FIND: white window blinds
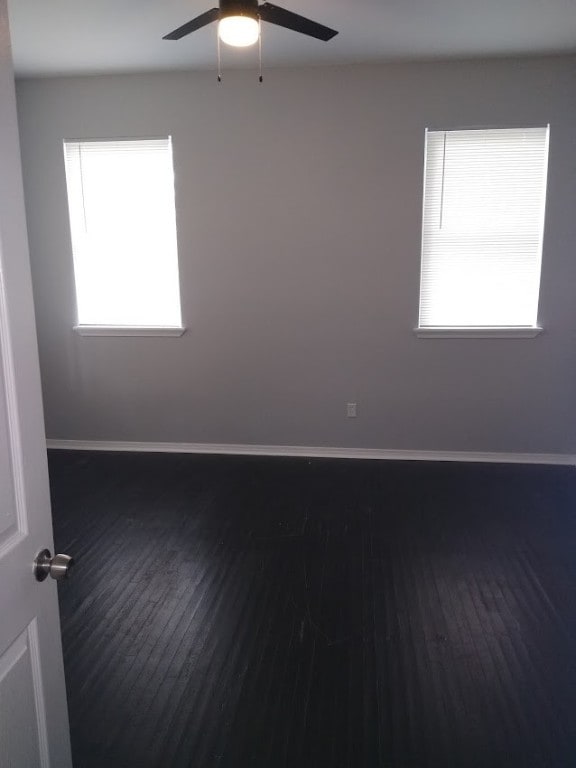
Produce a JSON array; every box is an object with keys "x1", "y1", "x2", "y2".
[
  {"x1": 63, "y1": 138, "x2": 182, "y2": 327},
  {"x1": 419, "y1": 127, "x2": 549, "y2": 329}
]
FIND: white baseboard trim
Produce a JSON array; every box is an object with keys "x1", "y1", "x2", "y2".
[{"x1": 45, "y1": 439, "x2": 576, "y2": 467}]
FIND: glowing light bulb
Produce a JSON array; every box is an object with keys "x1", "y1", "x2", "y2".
[{"x1": 218, "y1": 16, "x2": 259, "y2": 47}]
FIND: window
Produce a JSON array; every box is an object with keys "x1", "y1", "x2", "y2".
[
  {"x1": 418, "y1": 127, "x2": 549, "y2": 336},
  {"x1": 63, "y1": 138, "x2": 183, "y2": 335}
]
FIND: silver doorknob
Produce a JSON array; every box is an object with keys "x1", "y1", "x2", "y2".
[{"x1": 34, "y1": 549, "x2": 74, "y2": 582}]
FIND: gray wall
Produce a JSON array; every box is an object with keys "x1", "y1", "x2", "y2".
[{"x1": 15, "y1": 57, "x2": 576, "y2": 452}]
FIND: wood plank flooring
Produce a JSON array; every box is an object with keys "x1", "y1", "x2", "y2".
[{"x1": 48, "y1": 450, "x2": 576, "y2": 767}]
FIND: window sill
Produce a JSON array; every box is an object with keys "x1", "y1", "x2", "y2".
[
  {"x1": 414, "y1": 326, "x2": 543, "y2": 339},
  {"x1": 74, "y1": 325, "x2": 186, "y2": 337}
]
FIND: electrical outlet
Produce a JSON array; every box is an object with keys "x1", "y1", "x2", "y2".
[{"x1": 346, "y1": 402, "x2": 357, "y2": 418}]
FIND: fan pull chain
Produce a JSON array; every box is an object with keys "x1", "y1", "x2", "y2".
[
  {"x1": 258, "y1": 20, "x2": 263, "y2": 82},
  {"x1": 217, "y1": 28, "x2": 222, "y2": 82}
]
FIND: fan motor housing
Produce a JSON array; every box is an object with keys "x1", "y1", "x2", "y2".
[{"x1": 220, "y1": 0, "x2": 259, "y2": 20}]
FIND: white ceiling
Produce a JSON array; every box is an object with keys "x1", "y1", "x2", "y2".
[{"x1": 8, "y1": 0, "x2": 576, "y2": 77}]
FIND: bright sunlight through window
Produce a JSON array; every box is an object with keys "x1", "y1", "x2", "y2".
[
  {"x1": 63, "y1": 138, "x2": 182, "y2": 329},
  {"x1": 419, "y1": 127, "x2": 549, "y2": 330}
]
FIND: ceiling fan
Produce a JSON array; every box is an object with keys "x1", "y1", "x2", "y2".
[{"x1": 163, "y1": 0, "x2": 338, "y2": 49}]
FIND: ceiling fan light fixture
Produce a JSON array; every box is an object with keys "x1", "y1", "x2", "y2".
[{"x1": 218, "y1": 15, "x2": 259, "y2": 47}]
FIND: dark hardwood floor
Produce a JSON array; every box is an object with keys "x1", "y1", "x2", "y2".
[{"x1": 48, "y1": 450, "x2": 576, "y2": 768}]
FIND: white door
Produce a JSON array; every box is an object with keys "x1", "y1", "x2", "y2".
[{"x1": 0, "y1": 1, "x2": 73, "y2": 765}]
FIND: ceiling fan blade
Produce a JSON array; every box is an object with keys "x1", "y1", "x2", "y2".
[
  {"x1": 163, "y1": 8, "x2": 220, "y2": 40},
  {"x1": 258, "y1": 3, "x2": 338, "y2": 41}
]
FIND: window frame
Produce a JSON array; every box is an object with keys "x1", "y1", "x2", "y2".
[
  {"x1": 415, "y1": 125, "x2": 549, "y2": 339},
  {"x1": 73, "y1": 325, "x2": 186, "y2": 337},
  {"x1": 63, "y1": 136, "x2": 186, "y2": 338}
]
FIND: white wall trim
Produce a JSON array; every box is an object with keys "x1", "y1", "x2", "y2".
[{"x1": 45, "y1": 439, "x2": 576, "y2": 466}]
